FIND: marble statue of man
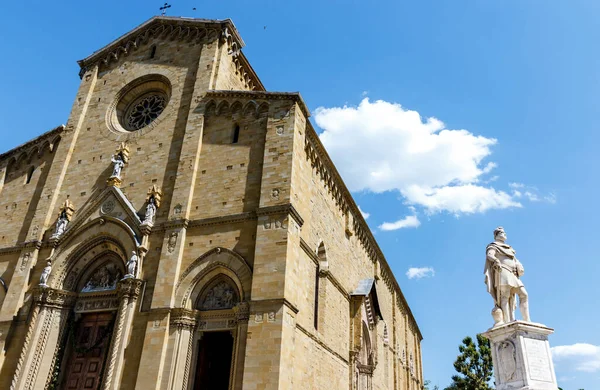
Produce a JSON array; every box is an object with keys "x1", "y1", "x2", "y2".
[
  {"x1": 54, "y1": 210, "x2": 69, "y2": 237},
  {"x1": 40, "y1": 261, "x2": 52, "y2": 287},
  {"x1": 125, "y1": 251, "x2": 138, "y2": 278},
  {"x1": 484, "y1": 227, "x2": 530, "y2": 325},
  {"x1": 144, "y1": 196, "x2": 157, "y2": 224},
  {"x1": 110, "y1": 153, "x2": 125, "y2": 179}
]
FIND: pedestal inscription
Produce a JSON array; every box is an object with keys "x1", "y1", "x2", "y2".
[{"x1": 524, "y1": 338, "x2": 553, "y2": 382}]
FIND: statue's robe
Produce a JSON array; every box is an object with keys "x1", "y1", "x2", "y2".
[{"x1": 484, "y1": 242, "x2": 524, "y2": 307}]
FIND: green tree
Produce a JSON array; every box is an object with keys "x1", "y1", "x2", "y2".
[
  {"x1": 444, "y1": 334, "x2": 493, "y2": 390},
  {"x1": 423, "y1": 379, "x2": 439, "y2": 390}
]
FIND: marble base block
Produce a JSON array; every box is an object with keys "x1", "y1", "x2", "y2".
[{"x1": 482, "y1": 321, "x2": 558, "y2": 390}]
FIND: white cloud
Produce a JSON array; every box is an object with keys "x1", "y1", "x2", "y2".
[
  {"x1": 379, "y1": 215, "x2": 421, "y2": 231},
  {"x1": 510, "y1": 184, "x2": 556, "y2": 204},
  {"x1": 406, "y1": 267, "x2": 435, "y2": 279},
  {"x1": 551, "y1": 343, "x2": 600, "y2": 373},
  {"x1": 358, "y1": 205, "x2": 370, "y2": 220},
  {"x1": 315, "y1": 98, "x2": 521, "y2": 215},
  {"x1": 402, "y1": 184, "x2": 521, "y2": 214},
  {"x1": 545, "y1": 192, "x2": 557, "y2": 204}
]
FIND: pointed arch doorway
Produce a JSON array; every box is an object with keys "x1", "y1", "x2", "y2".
[
  {"x1": 191, "y1": 276, "x2": 240, "y2": 390},
  {"x1": 57, "y1": 256, "x2": 124, "y2": 390}
]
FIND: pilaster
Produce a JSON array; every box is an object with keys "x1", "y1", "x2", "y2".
[
  {"x1": 166, "y1": 308, "x2": 197, "y2": 390},
  {"x1": 134, "y1": 36, "x2": 215, "y2": 390}
]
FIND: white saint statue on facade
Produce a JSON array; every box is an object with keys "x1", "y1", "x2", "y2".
[
  {"x1": 40, "y1": 261, "x2": 52, "y2": 287},
  {"x1": 484, "y1": 227, "x2": 530, "y2": 325},
  {"x1": 124, "y1": 251, "x2": 138, "y2": 278},
  {"x1": 110, "y1": 153, "x2": 125, "y2": 179},
  {"x1": 144, "y1": 196, "x2": 157, "y2": 224},
  {"x1": 54, "y1": 210, "x2": 69, "y2": 237}
]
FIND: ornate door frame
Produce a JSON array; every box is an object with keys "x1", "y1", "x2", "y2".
[
  {"x1": 10, "y1": 278, "x2": 143, "y2": 390},
  {"x1": 168, "y1": 302, "x2": 250, "y2": 390}
]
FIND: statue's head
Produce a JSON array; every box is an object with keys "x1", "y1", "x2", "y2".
[{"x1": 494, "y1": 226, "x2": 507, "y2": 241}]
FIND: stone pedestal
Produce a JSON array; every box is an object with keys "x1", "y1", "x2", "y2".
[{"x1": 482, "y1": 321, "x2": 558, "y2": 390}]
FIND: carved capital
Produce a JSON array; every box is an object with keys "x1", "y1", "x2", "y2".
[
  {"x1": 233, "y1": 301, "x2": 250, "y2": 321},
  {"x1": 170, "y1": 308, "x2": 198, "y2": 330},
  {"x1": 33, "y1": 287, "x2": 77, "y2": 309},
  {"x1": 116, "y1": 278, "x2": 143, "y2": 299}
]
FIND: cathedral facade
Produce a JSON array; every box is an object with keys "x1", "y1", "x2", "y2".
[{"x1": 0, "y1": 16, "x2": 423, "y2": 390}]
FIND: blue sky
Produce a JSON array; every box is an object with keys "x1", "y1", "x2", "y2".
[{"x1": 1, "y1": 1, "x2": 599, "y2": 388}]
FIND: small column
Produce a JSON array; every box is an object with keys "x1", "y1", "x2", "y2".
[
  {"x1": 167, "y1": 309, "x2": 197, "y2": 390},
  {"x1": 102, "y1": 278, "x2": 143, "y2": 390},
  {"x1": 11, "y1": 288, "x2": 77, "y2": 390},
  {"x1": 232, "y1": 302, "x2": 250, "y2": 390},
  {"x1": 482, "y1": 321, "x2": 558, "y2": 390}
]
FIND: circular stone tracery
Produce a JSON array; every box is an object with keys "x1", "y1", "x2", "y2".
[
  {"x1": 106, "y1": 75, "x2": 172, "y2": 134},
  {"x1": 124, "y1": 93, "x2": 167, "y2": 130}
]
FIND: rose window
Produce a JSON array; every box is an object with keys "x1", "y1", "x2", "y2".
[{"x1": 124, "y1": 93, "x2": 167, "y2": 130}]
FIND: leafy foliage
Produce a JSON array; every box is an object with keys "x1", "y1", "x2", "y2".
[
  {"x1": 444, "y1": 334, "x2": 493, "y2": 390},
  {"x1": 423, "y1": 380, "x2": 439, "y2": 390}
]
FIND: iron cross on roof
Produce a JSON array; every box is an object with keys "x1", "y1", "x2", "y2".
[{"x1": 159, "y1": 3, "x2": 171, "y2": 15}]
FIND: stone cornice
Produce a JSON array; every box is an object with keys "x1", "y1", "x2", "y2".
[
  {"x1": 250, "y1": 298, "x2": 299, "y2": 314},
  {"x1": 79, "y1": 17, "x2": 238, "y2": 75},
  {"x1": 188, "y1": 212, "x2": 255, "y2": 229},
  {"x1": 0, "y1": 125, "x2": 64, "y2": 164},
  {"x1": 0, "y1": 245, "x2": 21, "y2": 255},
  {"x1": 256, "y1": 204, "x2": 304, "y2": 227},
  {"x1": 233, "y1": 52, "x2": 265, "y2": 91},
  {"x1": 304, "y1": 122, "x2": 423, "y2": 341},
  {"x1": 76, "y1": 16, "x2": 264, "y2": 91},
  {"x1": 163, "y1": 218, "x2": 190, "y2": 230},
  {"x1": 204, "y1": 90, "x2": 310, "y2": 119}
]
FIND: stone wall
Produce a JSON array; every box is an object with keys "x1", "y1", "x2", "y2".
[{"x1": 0, "y1": 16, "x2": 423, "y2": 390}]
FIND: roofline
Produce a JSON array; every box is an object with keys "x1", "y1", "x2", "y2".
[
  {"x1": 0, "y1": 125, "x2": 65, "y2": 161},
  {"x1": 206, "y1": 90, "x2": 310, "y2": 118},
  {"x1": 77, "y1": 16, "x2": 244, "y2": 71},
  {"x1": 236, "y1": 52, "x2": 266, "y2": 91},
  {"x1": 305, "y1": 121, "x2": 423, "y2": 341}
]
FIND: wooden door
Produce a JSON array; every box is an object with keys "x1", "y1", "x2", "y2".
[{"x1": 63, "y1": 312, "x2": 114, "y2": 390}]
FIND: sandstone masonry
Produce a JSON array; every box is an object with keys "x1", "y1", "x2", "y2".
[{"x1": 0, "y1": 16, "x2": 423, "y2": 390}]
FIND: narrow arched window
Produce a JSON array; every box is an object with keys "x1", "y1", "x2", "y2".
[
  {"x1": 150, "y1": 45, "x2": 157, "y2": 59},
  {"x1": 25, "y1": 166, "x2": 35, "y2": 184},
  {"x1": 315, "y1": 242, "x2": 327, "y2": 330},
  {"x1": 232, "y1": 124, "x2": 240, "y2": 144}
]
